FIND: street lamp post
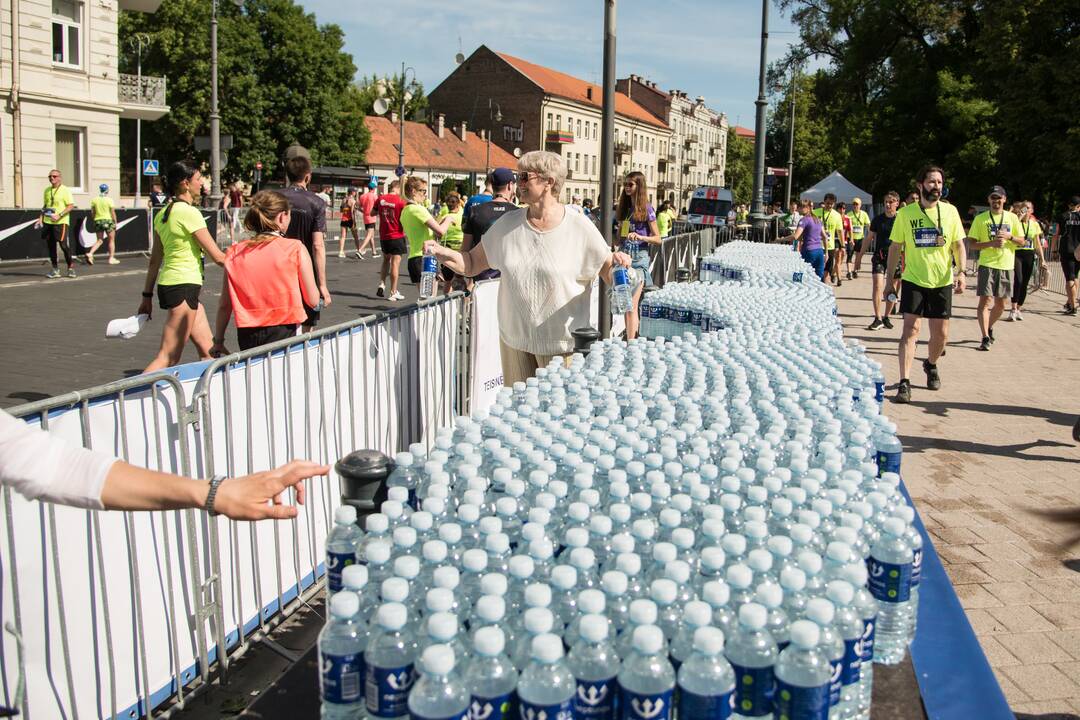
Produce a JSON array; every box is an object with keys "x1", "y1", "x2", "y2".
[
  {"x1": 397, "y1": 63, "x2": 417, "y2": 177},
  {"x1": 598, "y1": 0, "x2": 617, "y2": 338},
  {"x1": 129, "y1": 33, "x2": 149, "y2": 207},
  {"x1": 750, "y1": 0, "x2": 769, "y2": 223},
  {"x1": 486, "y1": 99, "x2": 502, "y2": 176},
  {"x1": 210, "y1": 0, "x2": 222, "y2": 207},
  {"x1": 784, "y1": 69, "x2": 797, "y2": 209}
]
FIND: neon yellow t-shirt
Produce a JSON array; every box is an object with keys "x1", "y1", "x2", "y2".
[
  {"x1": 889, "y1": 201, "x2": 966, "y2": 288},
  {"x1": 657, "y1": 210, "x2": 672, "y2": 238},
  {"x1": 443, "y1": 209, "x2": 464, "y2": 250},
  {"x1": 813, "y1": 208, "x2": 843, "y2": 250},
  {"x1": 401, "y1": 203, "x2": 435, "y2": 258},
  {"x1": 90, "y1": 196, "x2": 114, "y2": 222},
  {"x1": 1015, "y1": 216, "x2": 1042, "y2": 252},
  {"x1": 969, "y1": 210, "x2": 1023, "y2": 270},
  {"x1": 848, "y1": 209, "x2": 870, "y2": 240},
  {"x1": 42, "y1": 184, "x2": 75, "y2": 225},
  {"x1": 154, "y1": 201, "x2": 208, "y2": 287}
]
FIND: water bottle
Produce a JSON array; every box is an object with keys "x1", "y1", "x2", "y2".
[
  {"x1": 840, "y1": 565, "x2": 877, "y2": 718},
  {"x1": 773, "y1": 620, "x2": 831, "y2": 720},
  {"x1": 319, "y1": 591, "x2": 367, "y2": 719},
  {"x1": 677, "y1": 627, "x2": 736, "y2": 719},
  {"x1": 517, "y1": 633, "x2": 576, "y2": 720},
  {"x1": 407, "y1": 644, "x2": 470, "y2": 720},
  {"x1": 618, "y1": 625, "x2": 676, "y2": 720},
  {"x1": 512, "y1": 607, "x2": 556, "y2": 671},
  {"x1": 420, "y1": 251, "x2": 439, "y2": 298},
  {"x1": 388, "y1": 453, "x2": 420, "y2": 510},
  {"x1": 873, "y1": 432, "x2": 901, "y2": 477},
  {"x1": 327, "y1": 506, "x2": 362, "y2": 593},
  {"x1": 867, "y1": 518, "x2": 913, "y2": 665},
  {"x1": 465, "y1": 627, "x2": 518, "y2": 720},
  {"x1": 567, "y1": 614, "x2": 620, "y2": 720},
  {"x1": 724, "y1": 603, "x2": 777, "y2": 720},
  {"x1": 611, "y1": 266, "x2": 634, "y2": 315},
  {"x1": 343, "y1": 565, "x2": 375, "y2": 623},
  {"x1": 892, "y1": 505, "x2": 922, "y2": 645},
  {"x1": 825, "y1": 582, "x2": 864, "y2": 719},
  {"x1": 365, "y1": 602, "x2": 418, "y2": 720},
  {"x1": 803, "y1": 598, "x2": 844, "y2": 716}
]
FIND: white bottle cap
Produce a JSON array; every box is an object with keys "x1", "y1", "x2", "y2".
[
  {"x1": 394, "y1": 555, "x2": 420, "y2": 579},
  {"x1": 427, "y1": 612, "x2": 458, "y2": 641},
  {"x1": 579, "y1": 614, "x2": 610, "y2": 643},
  {"x1": 479, "y1": 517, "x2": 504, "y2": 536},
  {"x1": 366, "y1": 541, "x2": 392, "y2": 565},
  {"x1": 549, "y1": 565, "x2": 578, "y2": 591},
  {"x1": 748, "y1": 549, "x2": 774, "y2": 573},
  {"x1": 664, "y1": 560, "x2": 691, "y2": 584},
  {"x1": 438, "y1": 523, "x2": 462, "y2": 545},
  {"x1": 779, "y1": 567, "x2": 807, "y2": 592},
  {"x1": 387, "y1": 486, "x2": 410, "y2": 504},
  {"x1": 744, "y1": 520, "x2": 769, "y2": 541},
  {"x1": 463, "y1": 549, "x2": 488, "y2": 572},
  {"x1": 474, "y1": 626, "x2": 505, "y2": 656},
  {"x1": 570, "y1": 548, "x2": 596, "y2": 571},
  {"x1": 683, "y1": 600, "x2": 712, "y2": 628},
  {"x1": 615, "y1": 553, "x2": 642, "y2": 576},
  {"x1": 701, "y1": 547, "x2": 726, "y2": 571},
  {"x1": 650, "y1": 579, "x2": 678, "y2": 606},
  {"x1": 421, "y1": 644, "x2": 456, "y2": 675},
  {"x1": 826, "y1": 542, "x2": 853, "y2": 564},
  {"x1": 670, "y1": 528, "x2": 695, "y2": 550},
  {"x1": 381, "y1": 500, "x2": 404, "y2": 520},
  {"x1": 479, "y1": 572, "x2": 508, "y2": 597},
  {"x1": 721, "y1": 534, "x2": 747, "y2": 556},
  {"x1": 632, "y1": 519, "x2": 656, "y2": 540},
  {"x1": 726, "y1": 564, "x2": 753, "y2": 590},
  {"x1": 789, "y1": 524, "x2": 813, "y2": 545},
  {"x1": 589, "y1": 514, "x2": 613, "y2": 535},
  {"x1": 529, "y1": 539, "x2": 555, "y2": 561},
  {"x1": 410, "y1": 511, "x2": 434, "y2": 532},
  {"x1": 767, "y1": 535, "x2": 793, "y2": 557},
  {"x1": 531, "y1": 633, "x2": 564, "y2": 664},
  {"x1": 377, "y1": 602, "x2": 407, "y2": 630},
  {"x1": 334, "y1": 506, "x2": 357, "y2": 525},
  {"x1": 524, "y1": 607, "x2": 555, "y2": 634},
  {"x1": 457, "y1": 504, "x2": 480, "y2": 524},
  {"x1": 883, "y1": 517, "x2": 907, "y2": 538},
  {"x1": 426, "y1": 588, "x2": 454, "y2": 613},
  {"x1": 629, "y1": 599, "x2": 658, "y2": 625},
  {"x1": 826, "y1": 581, "x2": 855, "y2": 606},
  {"x1": 486, "y1": 533, "x2": 511, "y2": 555},
  {"x1": 578, "y1": 589, "x2": 605, "y2": 615},
  {"x1": 652, "y1": 542, "x2": 678, "y2": 564},
  {"x1": 381, "y1": 577, "x2": 409, "y2": 603},
  {"x1": 496, "y1": 497, "x2": 519, "y2": 518},
  {"x1": 703, "y1": 580, "x2": 730, "y2": 607},
  {"x1": 632, "y1": 625, "x2": 665, "y2": 655},
  {"x1": 805, "y1": 598, "x2": 836, "y2": 625},
  {"x1": 330, "y1": 591, "x2": 360, "y2": 619},
  {"x1": 755, "y1": 584, "x2": 783, "y2": 609},
  {"x1": 433, "y1": 566, "x2": 460, "y2": 590},
  {"x1": 528, "y1": 508, "x2": 552, "y2": 526},
  {"x1": 422, "y1": 540, "x2": 448, "y2": 563},
  {"x1": 693, "y1": 626, "x2": 725, "y2": 656},
  {"x1": 342, "y1": 565, "x2": 367, "y2": 591},
  {"x1": 789, "y1": 619, "x2": 821, "y2": 649},
  {"x1": 568, "y1": 502, "x2": 590, "y2": 522},
  {"x1": 840, "y1": 563, "x2": 869, "y2": 588},
  {"x1": 738, "y1": 602, "x2": 768, "y2": 630},
  {"x1": 366, "y1": 513, "x2": 389, "y2": 533},
  {"x1": 393, "y1": 527, "x2": 417, "y2": 548},
  {"x1": 524, "y1": 583, "x2": 552, "y2": 608},
  {"x1": 476, "y1": 595, "x2": 506, "y2": 623},
  {"x1": 601, "y1": 571, "x2": 628, "y2": 595}
]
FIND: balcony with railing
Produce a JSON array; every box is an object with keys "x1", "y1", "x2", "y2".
[
  {"x1": 658, "y1": 180, "x2": 675, "y2": 191},
  {"x1": 684, "y1": 133, "x2": 700, "y2": 145},
  {"x1": 545, "y1": 128, "x2": 575, "y2": 144},
  {"x1": 118, "y1": 73, "x2": 170, "y2": 121},
  {"x1": 684, "y1": 156, "x2": 698, "y2": 168},
  {"x1": 614, "y1": 141, "x2": 632, "y2": 155}
]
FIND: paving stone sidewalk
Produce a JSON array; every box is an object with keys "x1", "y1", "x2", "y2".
[{"x1": 833, "y1": 269, "x2": 1080, "y2": 718}]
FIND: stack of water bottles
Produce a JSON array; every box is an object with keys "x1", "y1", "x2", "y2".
[
  {"x1": 699, "y1": 241, "x2": 816, "y2": 284},
  {"x1": 318, "y1": 244, "x2": 919, "y2": 720}
]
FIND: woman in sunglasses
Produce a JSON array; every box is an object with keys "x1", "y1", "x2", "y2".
[{"x1": 423, "y1": 151, "x2": 631, "y2": 385}]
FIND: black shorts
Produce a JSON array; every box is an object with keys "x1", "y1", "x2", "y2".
[
  {"x1": 872, "y1": 251, "x2": 888, "y2": 275},
  {"x1": 845, "y1": 241, "x2": 855, "y2": 256},
  {"x1": 1062, "y1": 254, "x2": 1080, "y2": 282},
  {"x1": 365, "y1": 222, "x2": 377, "y2": 231},
  {"x1": 441, "y1": 265, "x2": 457, "y2": 283},
  {"x1": 381, "y1": 237, "x2": 407, "y2": 256},
  {"x1": 340, "y1": 219, "x2": 354, "y2": 229},
  {"x1": 157, "y1": 283, "x2": 201, "y2": 310},
  {"x1": 899, "y1": 279, "x2": 952, "y2": 319},
  {"x1": 407, "y1": 256, "x2": 423, "y2": 284},
  {"x1": 304, "y1": 303, "x2": 320, "y2": 327},
  {"x1": 236, "y1": 323, "x2": 298, "y2": 351}
]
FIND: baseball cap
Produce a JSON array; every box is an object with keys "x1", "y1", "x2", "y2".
[
  {"x1": 99, "y1": 183, "x2": 109, "y2": 193},
  {"x1": 283, "y1": 143, "x2": 311, "y2": 163},
  {"x1": 368, "y1": 178, "x2": 378, "y2": 188},
  {"x1": 1069, "y1": 195, "x2": 1080, "y2": 206},
  {"x1": 489, "y1": 168, "x2": 515, "y2": 188},
  {"x1": 988, "y1": 185, "x2": 1007, "y2": 198}
]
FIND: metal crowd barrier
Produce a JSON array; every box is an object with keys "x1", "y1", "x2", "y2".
[
  {"x1": 650, "y1": 227, "x2": 717, "y2": 287},
  {"x1": 2, "y1": 292, "x2": 468, "y2": 719}
]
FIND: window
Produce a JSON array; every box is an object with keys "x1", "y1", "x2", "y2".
[
  {"x1": 556, "y1": 114, "x2": 561, "y2": 130},
  {"x1": 594, "y1": 122, "x2": 598, "y2": 140},
  {"x1": 576, "y1": 119, "x2": 582, "y2": 137},
  {"x1": 575, "y1": 153, "x2": 581, "y2": 172},
  {"x1": 55, "y1": 126, "x2": 85, "y2": 190},
  {"x1": 591, "y1": 155, "x2": 596, "y2": 176},
  {"x1": 547, "y1": 113, "x2": 553, "y2": 131},
  {"x1": 52, "y1": 0, "x2": 82, "y2": 68}
]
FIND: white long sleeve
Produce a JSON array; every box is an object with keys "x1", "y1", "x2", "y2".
[{"x1": 0, "y1": 408, "x2": 114, "y2": 510}]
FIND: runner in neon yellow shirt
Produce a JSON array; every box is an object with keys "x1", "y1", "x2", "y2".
[
  {"x1": 812, "y1": 193, "x2": 844, "y2": 286},
  {"x1": 847, "y1": 197, "x2": 870, "y2": 278},
  {"x1": 966, "y1": 185, "x2": 1024, "y2": 351},
  {"x1": 87, "y1": 183, "x2": 119, "y2": 265}
]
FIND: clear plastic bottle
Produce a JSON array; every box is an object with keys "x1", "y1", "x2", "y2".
[
  {"x1": 420, "y1": 251, "x2": 439, "y2": 299},
  {"x1": 840, "y1": 564, "x2": 878, "y2": 719},
  {"x1": 512, "y1": 607, "x2": 556, "y2": 671},
  {"x1": 407, "y1": 644, "x2": 470, "y2": 720},
  {"x1": 825, "y1": 581, "x2": 864, "y2": 720},
  {"x1": 319, "y1": 591, "x2": 367, "y2": 719},
  {"x1": 326, "y1": 506, "x2": 362, "y2": 593},
  {"x1": 892, "y1": 505, "x2": 923, "y2": 645},
  {"x1": 724, "y1": 603, "x2": 777, "y2": 720},
  {"x1": 387, "y1": 453, "x2": 419, "y2": 510},
  {"x1": 364, "y1": 602, "x2": 417, "y2": 720},
  {"x1": 677, "y1": 627, "x2": 736, "y2": 719},
  {"x1": 464, "y1": 627, "x2": 518, "y2": 720},
  {"x1": 517, "y1": 633, "x2": 576, "y2": 720},
  {"x1": 669, "y1": 600, "x2": 713, "y2": 672},
  {"x1": 773, "y1": 620, "x2": 832, "y2": 720},
  {"x1": 867, "y1": 518, "x2": 913, "y2": 665},
  {"x1": 803, "y1": 598, "x2": 844, "y2": 717},
  {"x1": 618, "y1": 625, "x2": 676, "y2": 720},
  {"x1": 567, "y1": 614, "x2": 620, "y2": 720},
  {"x1": 617, "y1": 599, "x2": 658, "y2": 659}
]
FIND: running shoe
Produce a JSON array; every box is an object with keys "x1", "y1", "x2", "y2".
[
  {"x1": 46, "y1": 268, "x2": 61, "y2": 279},
  {"x1": 978, "y1": 337, "x2": 991, "y2": 351},
  {"x1": 852, "y1": 270, "x2": 859, "y2": 279},
  {"x1": 894, "y1": 379, "x2": 911, "y2": 404},
  {"x1": 1006, "y1": 309, "x2": 1016, "y2": 321},
  {"x1": 846, "y1": 271, "x2": 852, "y2": 280},
  {"x1": 389, "y1": 291, "x2": 405, "y2": 301},
  {"x1": 353, "y1": 250, "x2": 363, "y2": 259},
  {"x1": 1067, "y1": 306, "x2": 1077, "y2": 316},
  {"x1": 108, "y1": 257, "x2": 120, "y2": 265},
  {"x1": 85, "y1": 255, "x2": 95, "y2": 265},
  {"x1": 923, "y1": 359, "x2": 941, "y2": 391},
  {"x1": 882, "y1": 317, "x2": 894, "y2": 330},
  {"x1": 868, "y1": 318, "x2": 883, "y2": 331},
  {"x1": 66, "y1": 268, "x2": 76, "y2": 278},
  {"x1": 376, "y1": 282, "x2": 385, "y2": 297},
  {"x1": 1015, "y1": 309, "x2": 1023, "y2": 321}
]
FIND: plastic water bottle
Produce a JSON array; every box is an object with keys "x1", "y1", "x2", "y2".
[
  {"x1": 867, "y1": 518, "x2": 913, "y2": 665},
  {"x1": 319, "y1": 591, "x2": 367, "y2": 719},
  {"x1": 773, "y1": 620, "x2": 831, "y2": 720},
  {"x1": 892, "y1": 505, "x2": 922, "y2": 645},
  {"x1": 724, "y1": 603, "x2": 777, "y2": 720},
  {"x1": 407, "y1": 644, "x2": 470, "y2": 720},
  {"x1": 803, "y1": 598, "x2": 844, "y2": 716},
  {"x1": 825, "y1": 581, "x2": 864, "y2": 719},
  {"x1": 465, "y1": 627, "x2": 518, "y2": 720},
  {"x1": 618, "y1": 625, "x2": 676, "y2": 720},
  {"x1": 342, "y1": 565, "x2": 375, "y2": 623},
  {"x1": 326, "y1": 506, "x2": 361, "y2": 593},
  {"x1": 840, "y1": 565, "x2": 877, "y2": 718},
  {"x1": 567, "y1": 614, "x2": 620, "y2": 720},
  {"x1": 517, "y1": 633, "x2": 576, "y2": 720},
  {"x1": 873, "y1": 433, "x2": 901, "y2": 477},
  {"x1": 612, "y1": 266, "x2": 634, "y2": 315},
  {"x1": 388, "y1": 453, "x2": 420, "y2": 510},
  {"x1": 420, "y1": 251, "x2": 438, "y2": 298},
  {"x1": 677, "y1": 627, "x2": 736, "y2": 719},
  {"x1": 365, "y1": 603, "x2": 418, "y2": 720},
  {"x1": 669, "y1": 600, "x2": 713, "y2": 672}
]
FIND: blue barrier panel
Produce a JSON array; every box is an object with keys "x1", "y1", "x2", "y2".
[{"x1": 901, "y1": 483, "x2": 1013, "y2": 720}]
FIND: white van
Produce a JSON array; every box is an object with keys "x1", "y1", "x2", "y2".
[{"x1": 686, "y1": 186, "x2": 734, "y2": 227}]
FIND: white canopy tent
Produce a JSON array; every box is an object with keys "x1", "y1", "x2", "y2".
[{"x1": 800, "y1": 171, "x2": 873, "y2": 207}]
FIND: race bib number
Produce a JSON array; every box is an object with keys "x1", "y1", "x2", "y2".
[{"x1": 913, "y1": 227, "x2": 942, "y2": 248}]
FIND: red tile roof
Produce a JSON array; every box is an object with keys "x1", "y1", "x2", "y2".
[
  {"x1": 734, "y1": 125, "x2": 756, "y2": 140},
  {"x1": 364, "y1": 116, "x2": 518, "y2": 171},
  {"x1": 495, "y1": 51, "x2": 669, "y2": 130}
]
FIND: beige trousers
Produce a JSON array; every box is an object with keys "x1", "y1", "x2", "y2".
[{"x1": 499, "y1": 339, "x2": 569, "y2": 387}]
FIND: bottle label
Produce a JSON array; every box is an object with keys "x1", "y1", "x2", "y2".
[
  {"x1": 860, "y1": 618, "x2": 876, "y2": 664},
  {"x1": 518, "y1": 697, "x2": 573, "y2": 720},
  {"x1": 774, "y1": 679, "x2": 829, "y2": 720},
  {"x1": 828, "y1": 658, "x2": 842, "y2": 706},
  {"x1": 422, "y1": 255, "x2": 438, "y2": 273},
  {"x1": 729, "y1": 663, "x2": 774, "y2": 716},
  {"x1": 677, "y1": 687, "x2": 734, "y2": 719},
  {"x1": 614, "y1": 268, "x2": 630, "y2": 286},
  {"x1": 874, "y1": 381, "x2": 885, "y2": 403},
  {"x1": 365, "y1": 663, "x2": 415, "y2": 717},
  {"x1": 575, "y1": 677, "x2": 617, "y2": 719},
  {"x1": 867, "y1": 558, "x2": 913, "y2": 603},
  {"x1": 469, "y1": 692, "x2": 516, "y2": 720},
  {"x1": 619, "y1": 686, "x2": 673, "y2": 720},
  {"x1": 325, "y1": 550, "x2": 356, "y2": 592},
  {"x1": 875, "y1": 449, "x2": 901, "y2": 476},
  {"x1": 841, "y1": 637, "x2": 862, "y2": 686},
  {"x1": 912, "y1": 547, "x2": 923, "y2": 587},
  {"x1": 792, "y1": 271, "x2": 804, "y2": 282},
  {"x1": 320, "y1": 651, "x2": 363, "y2": 704}
]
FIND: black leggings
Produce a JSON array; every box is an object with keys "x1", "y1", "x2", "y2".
[
  {"x1": 43, "y1": 223, "x2": 73, "y2": 268},
  {"x1": 1012, "y1": 251, "x2": 1035, "y2": 306}
]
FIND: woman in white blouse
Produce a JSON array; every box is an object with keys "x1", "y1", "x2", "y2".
[{"x1": 424, "y1": 151, "x2": 631, "y2": 386}]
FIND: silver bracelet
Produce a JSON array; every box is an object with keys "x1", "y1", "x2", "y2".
[{"x1": 205, "y1": 474, "x2": 227, "y2": 516}]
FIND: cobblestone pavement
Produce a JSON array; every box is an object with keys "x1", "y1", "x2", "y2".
[{"x1": 832, "y1": 266, "x2": 1080, "y2": 718}]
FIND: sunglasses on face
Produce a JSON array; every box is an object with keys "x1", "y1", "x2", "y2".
[
  {"x1": 517, "y1": 172, "x2": 534, "y2": 184},
  {"x1": 48, "y1": 174, "x2": 59, "y2": 179}
]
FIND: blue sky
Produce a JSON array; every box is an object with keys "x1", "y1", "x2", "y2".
[{"x1": 297, "y1": 0, "x2": 806, "y2": 129}]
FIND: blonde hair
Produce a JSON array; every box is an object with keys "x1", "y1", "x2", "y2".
[
  {"x1": 404, "y1": 175, "x2": 427, "y2": 200},
  {"x1": 243, "y1": 190, "x2": 290, "y2": 243},
  {"x1": 517, "y1": 150, "x2": 567, "y2": 197}
]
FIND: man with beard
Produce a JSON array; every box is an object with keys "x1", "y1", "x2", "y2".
[
  {"x1": 967, "y1": 186, "x2": 1023, "y2": 350},
  {"x1": 885, "y1": 165, "x2": 967, "y2": 403}
]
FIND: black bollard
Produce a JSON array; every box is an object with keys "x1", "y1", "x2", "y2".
[
  {"x1": 571, "y1": 326, "x2": 601, "y2": 355},
  {"x1": 335, "y1": 449, "x2": 393, "y2": 521},
  {"x1": 676, "y1": 267, "x2": 692, "y2": 283}
]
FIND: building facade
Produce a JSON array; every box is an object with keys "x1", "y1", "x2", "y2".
[
  {"x1": 616, "y1": 75, "x2": 728, "y2": 210},
  {"x1": 0, "y1": 0, "x2": 169, "y2": 209},
  {"x1": 429, "y1": 46, "x2": 672, "y2": 206}
]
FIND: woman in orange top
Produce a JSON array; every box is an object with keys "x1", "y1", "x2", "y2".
[{"x1": 210, "y1": 190, "x2": 320, "y2": 354}]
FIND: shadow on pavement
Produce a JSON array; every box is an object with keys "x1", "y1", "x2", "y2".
[
  {"x1": 899, "y1": 433, "x2": 1079, "y2": 464},
  {"x1": 1015, "y1": 714, "x2": 1080, "y2": 720},
  {"x1": 908, "y1": 400, "x2": 1079, "y2": 428},
  {"x1": 4, "y1": 390, "x2": 50, "y2": 404}
]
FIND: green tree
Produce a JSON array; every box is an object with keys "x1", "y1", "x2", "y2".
[
  {"x1": 118, "y1": 0, "x2": 369, "y2": 188},
  {"x1": 725, "y1": 127, "x2": 755, "y2": 205},
  {"x1": 355, "y1": 73, "x2": 429, "y2": 121}
]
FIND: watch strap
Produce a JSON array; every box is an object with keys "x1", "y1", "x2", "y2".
[{"x1": 205, "y1": 474, "x2": 227, "y2": 516}]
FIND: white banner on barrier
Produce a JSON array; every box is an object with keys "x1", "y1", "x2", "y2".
[{"x1": 469, "y1": 280, "x2": 504, "y2": 415}]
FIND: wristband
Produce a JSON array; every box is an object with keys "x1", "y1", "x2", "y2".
[
  {"x1": 142, "y1": 291, "x2": 153, "y2": 298},
  {"x1": 204, "y1": 474, "x2": 227, "y2": 516}
]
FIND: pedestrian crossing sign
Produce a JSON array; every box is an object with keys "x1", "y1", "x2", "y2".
[{"x1": 142, "y1": 159, "x2": 159, "y2": 176}]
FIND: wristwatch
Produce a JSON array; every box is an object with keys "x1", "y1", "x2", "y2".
[{"x1": 205, "y1": 474, "x2": 227, "y2": 516}]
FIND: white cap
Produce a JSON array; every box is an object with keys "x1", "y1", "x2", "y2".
[
  {"x1": 394, "y1": 555, "x2": 420, "y2": 579},
  {"x1": 427, "y1": 612, "x2": 458, "y2": 641},
  {"x1": 601, "y1": 571, "x2": 628, "y2": 595},
  {"x1": 496, "y1": 497, "x2": 519, "y2": 518},
  {"x1": 611, "y1": 533, "x2": 635, "y2": 555},
  {"x1": 703, "y1": 581, "x2": 730, "y2": 607},
  {"x1": 568, "y1": 502, "x2": 590, "y2": 522},
  {"x1": 381, "y1": 500, "x2": 404, "y2": 520},
  {"x1": 330, "y1": 591, "x2": 360, "y2": 619},
  {"x1": 826, "y1": 542, "x2": 853, "y2": 565},
  {"x1": 779, "y1": 567, "x2": 807, "y2": 592},
  {"x1": 479, "y1": 516, "x2": 503, "y2": 536},
  {"x1": 475, "y1": 595, "x2": 505, "y2": 623},
  {"x1": 393, "y1": 526, "x2": 417, "y2": 548},
  {"x1": 632, "y1": 519, "x2": 656, "y2": 540},
  {"x1": 798, "y1": 551, "x2": 823, "y2": 575},
  {"x1": 882, "y1": 517, "x2": 907, "y2": 538},
  {"x1": 569, "y1": 548, "x2": 596, "y2": 571},
  {"x1": 411, "y1": 511, "x2": 434, "y2": 531},
  {"x1": 580, "y1": 615, "x2": 610, "y2": 643},
  {"x1": 564, "y1": 528, "x2": 590, "y2": 550},
  {"x1": 463, "y1": 549, "x2": 488, "y2": 572},
  {"x1": 433, "y1": 566, "x2": 460, "y2": 590},
  {"x1": 473, "y1": 626, "x2": 505, "y2": 656},
  {"x1": 578, "y1": 589, "x2": 605, "y2": 614},
  {"x1": 486, "y1": 533, "x2": 511, "y2": 555},
  {"x1": 616, "y1": 553, "x2": 642, "y2": 575},
  {"x1": 738, "y1": 602, "x2": 768, "y2": 630},
  {"x1": 670, "y1": 528, "x2": 695, "y2": 550},
  {"x1": 366, "y1": 541, "x2": 391, "y2": 565},
  {"x1": 457, "y1": 504, "x2": 480, "y2": 524},
  {"x1": 840, "y1": 563, "x2": 869, "y2": 588},
  {"x1": 683, "y1": 600, "x2": 712, "y2": 628},
  {"x1": 529, "y1": 539, "x2": 555, "y2": 561},
  {"x1": 589, "y1": 514, "x2": 612, "y2": 535},
  {"x1": 744, "y1": 520, "x2": 769, "y2": 541},
  {"x1": 524, "y1": 607, "x2": 555, "y2": 634},
  {"x1": 693, "y1": 626, "x2": 725, "y2": 656},
  {"x1": 652, "y1": 542, "x2": 678, "y2": 565},
  {"x1": 426, "y1": 588, "x2": 454, "y2": 613},
  {"x1": 755, "y1": 584, "x2": 783, "y2": 609},
  {"x1": 342, "y1": 565, "x2": 368, "y2": 591},
  {"x1": 665, "y1": 560, "x2": 691, "y2": 584},
  {"x1": 826, "y1": 581, "x2": 855, "y2": 606},
  {"x1": 789, "y1": 619, "x2": 821, "y2": 649},
  {"x1": 334, "y1": 506, "x2": 357, "y2": 525},
  {"x1": 721, "y1": 534, "x2": 747, "y2": 556},
  {"x1": 789, "y1": 524, "x2": 813, "y2": 545},
  {"x1": 481, "y1": 573, "x2": 509, "y2": 597},
  {"x1": 550, "y1": 565, "x2": 578, "y2": 591},
  {"x1": 701, "y1": 547, "x2": 726, "y2": 571},
  {"x1": 726, "y1": 564, "x2": 753, "y2": 590},
  {"x1": 767, "y1": 535, "x2": 793, "y2": 557},
  {"x1": 805, "y1": 598, "x2": 836, "y2": 625},
  {"x1": 438, "y1": 523, "x2": 462, "y2": 545},
  {"x1": 632, "y1": 625, "x2": 665, "y2": 655},
  {"x1": 531, "y1": 633, "x2": 564, "y2": 663},
  {"x1": 381, "y1": 577, "x2": 409, "y2": 603},
  {"x1": 422, "y1": 497, "x2": 446, "y2": 516},
  {"x1": 422, "y1": 540, "x2": 448, "y2": 563},
  {"x1": 377, "y1": 602, "x2": 408, "y2": 630},
  {"x1": 366, "y1": 513, "x2": 389, "y2": 533},
  {"x1": 650, "y1": 579, "x2": 678, "y2": 606},
  {"x1": 629, "y1": 599, "x2": 658, "y2": 625},
  {"x1": 421, "y1": 644, "x2": 456, "y2": 675},
  {"x1": 528, "y1": 508, "x2": 552, "y2": 526},
  {"x1": 524, "y1": 583, "x2": 552, "y2": 608}
]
